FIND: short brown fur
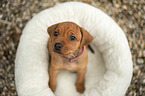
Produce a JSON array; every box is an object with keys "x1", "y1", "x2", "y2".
[{"x1": 47, "y1": 22, "x2": 93, "y2": 93}]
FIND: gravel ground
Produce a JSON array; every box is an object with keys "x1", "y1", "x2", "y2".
[{"x1": 0, "y1": 0, "x2": 144, "y2": 96}]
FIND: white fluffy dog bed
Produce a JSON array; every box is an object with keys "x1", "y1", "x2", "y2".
[{"x1": 15, "y1": 2, "x2": 133, "y2": 96}]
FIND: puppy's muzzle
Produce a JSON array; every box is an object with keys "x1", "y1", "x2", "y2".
[{"x1": 54, "y1": 43, "x2": 63, "y2": 52}]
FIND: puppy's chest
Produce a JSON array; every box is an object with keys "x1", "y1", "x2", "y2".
[{"x1": 59, "y1": 60, "x2": 81, "y2": 71}]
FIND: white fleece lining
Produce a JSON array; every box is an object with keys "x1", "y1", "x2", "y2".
[{"x1": 15, "y1": 2, "x2": 133, "y2": 96}]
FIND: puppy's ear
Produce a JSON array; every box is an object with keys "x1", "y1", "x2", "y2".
[
  {"x1": 47, "y1": 24, "x2": 58, "y2": 36},
  {"x1": 80, "y1": 28, "x2": 93, "y2": 47}
]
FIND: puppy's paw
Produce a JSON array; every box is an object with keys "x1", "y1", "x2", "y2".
[
  {"x1": 50, "y1": 85, "x2": 55, "y2": 92},
  {"x1": 76, "y1": 83, "x2": 85, "y2": 93},
  {"x1": 49, "y1": 82, "x2": 56, "y2": 92}
]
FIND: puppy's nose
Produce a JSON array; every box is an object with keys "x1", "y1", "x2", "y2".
[{"x1": 55, "y1": 43, "x2": 63, "y2": 51}]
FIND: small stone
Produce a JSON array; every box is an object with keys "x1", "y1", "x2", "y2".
[
  {"x1": 19, "y1": 23, "x2": 23, "y2": 28},
  {"x1": 122, "y1": 5, "x2": 127, "y2": 10},
  {"x1": 143, "y1": 79, "x2": 145, "y2": 83},
  {"x1": 114, "y1": 4, "x2": 120, "y2": 8},
  {"x1": 137, "y1": 58, "x2": 144, "y2": 64}
]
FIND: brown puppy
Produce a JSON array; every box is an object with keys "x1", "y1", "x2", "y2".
[{"x1": 47, "y1": 22, "x2": 93, "y2": 93}]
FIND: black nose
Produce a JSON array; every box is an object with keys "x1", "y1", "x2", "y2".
[{"x1": 55, "y1": 43, "x2": 63, "y2": 51}]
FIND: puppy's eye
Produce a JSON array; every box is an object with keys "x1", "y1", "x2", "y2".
[
  {"x1": 54, "y1": 31, "x2": 58, "y2": 36},
  {"x1": 69, "y1": 36, "x2": 76, "y2": 41}
]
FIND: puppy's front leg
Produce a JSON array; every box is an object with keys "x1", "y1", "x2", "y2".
[
  {"x1": 76, "y1": 68, "x2": 86, "y2": 93},
  {"x1": 49, "y1": 65, "x2": 59, "y2": 92}
]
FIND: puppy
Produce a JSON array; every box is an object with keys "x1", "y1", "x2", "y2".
[{"x1": 47, "y1": 22, "x2": 93, "y2": 93}]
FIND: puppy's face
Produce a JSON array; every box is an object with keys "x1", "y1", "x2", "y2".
[{"x1": 47, "y1": 22, "x2": 93, "y2": 56}]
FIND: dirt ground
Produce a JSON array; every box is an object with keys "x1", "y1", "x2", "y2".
[{"x1": 0, "y1": 0, "x2": 144, "y2": 96}]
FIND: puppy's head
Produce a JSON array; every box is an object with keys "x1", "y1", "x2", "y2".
[{"x1": 47, "y1": 22, "x2": 93, "y2": 56}]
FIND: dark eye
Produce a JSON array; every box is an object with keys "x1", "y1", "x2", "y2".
[
  {"x1": 69, "y1": 36, "x2": 76, "y2": 41},
  {"x1": 54, "y1": 31, "x2": 58, "y2": 36}
]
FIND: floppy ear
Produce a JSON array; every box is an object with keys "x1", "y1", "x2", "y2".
[
  {"x1": 47, "y1": 24, "x2": 58, "y2": 36},
  {"x1": 80, "y1": 28, "x2": 93, "y2": 47}
]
